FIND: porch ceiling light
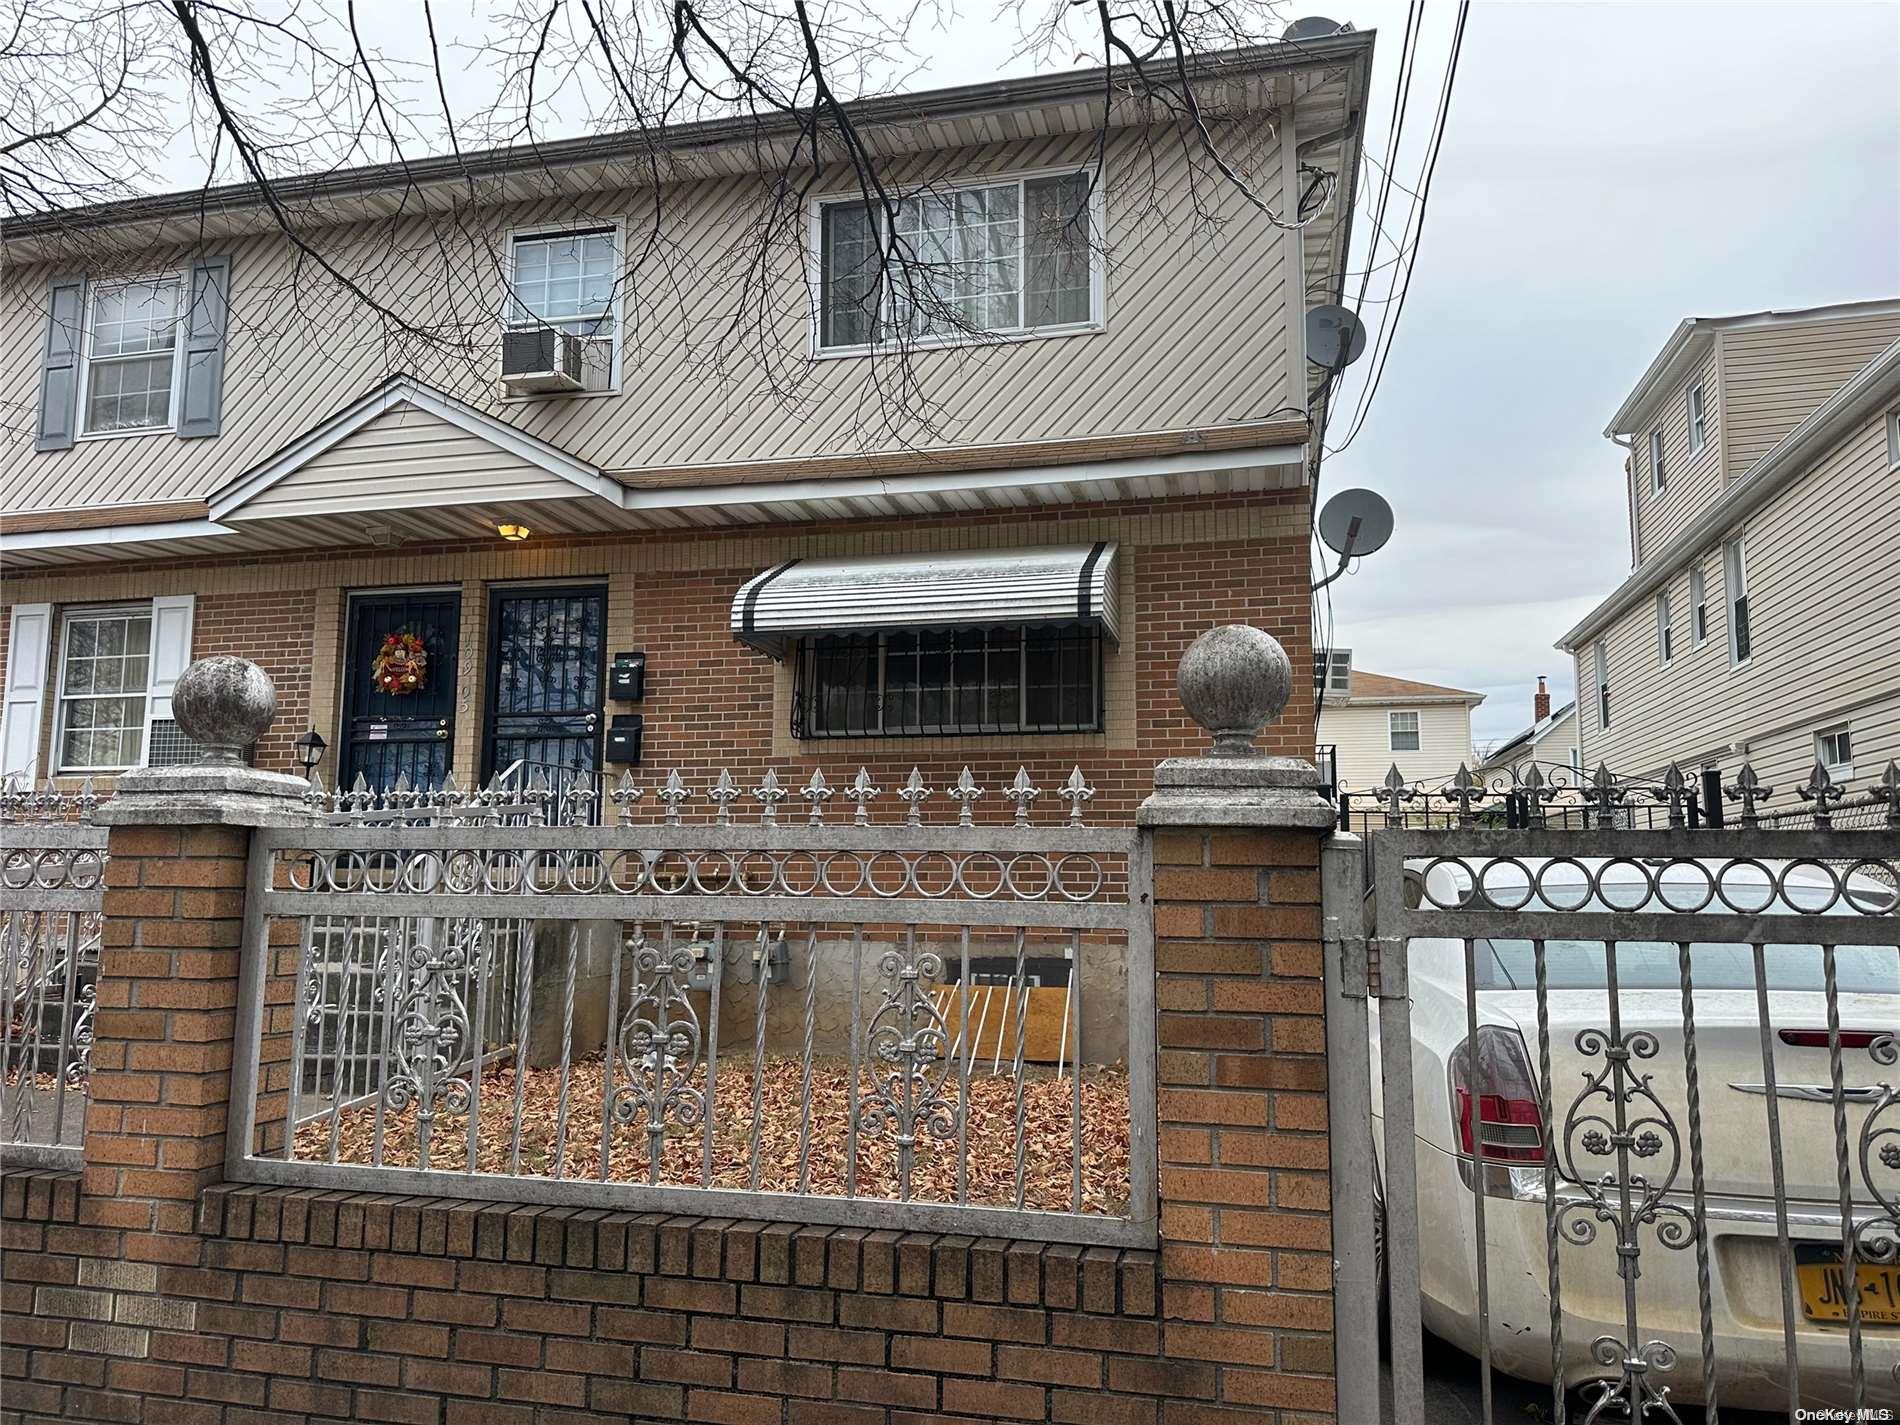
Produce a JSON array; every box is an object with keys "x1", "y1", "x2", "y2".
[{"x1": 497, "y1": 522, "x2": 531, "y2": 542}]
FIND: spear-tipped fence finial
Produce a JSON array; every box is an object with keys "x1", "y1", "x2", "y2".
[
  {"x1": 800, "y1": 769, "x2": 832, "y2": 825},
  {"x1": 1725, "y1": 763, "x2": 1772, "y2": 826},
  {"x1": 845, "y1": 768, "x2": 879, "y2": 826},
  {"x1": 1004, "y1": 767, "x2": 1040, "y2": 826},
  {"x1": 1059, "y1": 767, "x2": 1095, "y2": 826}
]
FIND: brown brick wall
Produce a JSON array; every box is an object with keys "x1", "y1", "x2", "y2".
[
  {"x1": 2, "y1": 492, "x2": 1314, "y2": 819},
  {"x1": 1151, "y1": 827, "x2": 1335, "y2": 1419}
]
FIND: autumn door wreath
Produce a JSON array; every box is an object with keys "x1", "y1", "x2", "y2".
[{"x1": 372, "y1": 631, "x2": 429, "y2": 695}]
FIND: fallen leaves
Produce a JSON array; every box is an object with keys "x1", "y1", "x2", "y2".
[{"x1": 292, "y1": 1053, "x2": 1132, "y2": 1216}]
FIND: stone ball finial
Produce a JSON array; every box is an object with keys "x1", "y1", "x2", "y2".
[
  {"x1": 171, "y1": 656, "x2": 277, "y2": 767},
  {"x1": 1176, "y1": 625, "x2": 1292, "y2": 758}
]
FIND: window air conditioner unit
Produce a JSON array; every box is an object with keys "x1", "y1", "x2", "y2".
[{"x1": 501, "y1": 327, "x2": 584, "y2": 395}]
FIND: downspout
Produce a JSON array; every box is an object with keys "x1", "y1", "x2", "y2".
[{"x1": 1610, "y1": 433, "x2": 1639, "y2": 568}]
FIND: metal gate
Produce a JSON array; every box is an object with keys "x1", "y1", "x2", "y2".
[{"x1": 1324, "y1": 769, "x2": 1899, "y2": 1423}]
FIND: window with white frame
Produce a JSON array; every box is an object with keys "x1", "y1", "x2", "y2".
[
  {"x1": 1595, "y1": 641, "x2": 1610, "y2": 729},
  {"x1": 1723, "y1": 537, "x2": 1751, "y2": 665},
  {"x1": 54, "y1": 606, "x2": 154, "y2": 771},
  {"x1": 1689, "y1": 561, "x2": 1709, "y2": 646},
  {"x1": 1687, "y1": 382, "x2": 1709, "y2": 454},
  {"x1": 1815, "y1": 724, "x2": 1853, "y2": 779},
  {"x1": 506, "y1": 228, "x2": 618, "y2": 390},
  {"x1": 816, "y1": 170, "x2": 1097, "y2": 352},
  {"x1": 1887, "y1": 409, "x2": 1899, "y2": 469},
  {"x1": 1388, "y1": 709, "x2": 1421, "y2": 752},
  {"x1": 1656, "y1": 589, "x2": 1674, "y2": 663},
  {"x1": 81, "y1": 277, "x2": 184, "y2": 435},
  {"x1": 1649, "y1": 428, "x2": 1666, "y2": 492}
]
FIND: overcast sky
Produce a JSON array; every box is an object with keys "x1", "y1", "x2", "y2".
[
  {"x1": 122, "y1": 2, "x2": 1900, "y2": 747},
  {"x1": 1302, "y1": 1, "x2": 1900, "y2": 747}
]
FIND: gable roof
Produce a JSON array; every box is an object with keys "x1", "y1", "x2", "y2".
[
  {"x1": 1478, "y1": 699, "x2": 1577, "y2": 767},
  {"x1": 1604, "y1": 297, "x2": 1900, "y2": 437},
  {"x1": 208, "y1": 375, "x2": 620, "y2": 522},
  {"x1": 1563, "y1": 337, "x2": 1900, "y2": 650},
  {"x1": 1343, "y1": 669, "x2": 1485, "y2": 704}
]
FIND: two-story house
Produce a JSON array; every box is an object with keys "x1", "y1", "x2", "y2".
[
  {"x1": 1313, "y1": 652, "x2": 1485, "y2": 792},
  {"x1": 0, "y1": 37, "x2": 1374, "y2": 821},
  {"x1": 1558, "y1": 298, "x2": 1900, "y2": 790}
]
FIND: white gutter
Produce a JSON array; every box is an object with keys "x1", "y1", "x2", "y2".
[
  {"x1": 0, "y1": 519, "x2": 237, "y2": 554},
  {"x1": 1560, "y1": 337, "x2": 1900, "y2": 652}
]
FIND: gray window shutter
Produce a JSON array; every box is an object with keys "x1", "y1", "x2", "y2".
[
  {"x1": 178, "y1": 256, "x2": 231, "y2": 439},
  {"x1": 34, "y1": 279, "x2": 85, "y2": 452}
]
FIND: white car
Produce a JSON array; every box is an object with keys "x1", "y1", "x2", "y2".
[{"x1": 1370, "y1": 858, "x2": 1900, "y2": 1413}]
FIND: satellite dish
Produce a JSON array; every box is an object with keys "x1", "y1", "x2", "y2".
[
  {"x1": 1318, "y1": 488, "x2": 1394, "y2": 559},
  {"x1": 1307, "y1": 304, "x2": 1368, "y2": 370},
  {"x1": 1282, "y1": 16, "x2": 1346, "y2": 42}
]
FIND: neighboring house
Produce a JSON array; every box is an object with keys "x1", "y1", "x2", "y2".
[
  {"x1": 1315, "y1": 657, "x2": 1485, "y2": 791},
  {"x1": 1559, "y1": 299, "x2": 1900, "y2": 790},
  {"x1": 0, "y1": 38, "x2": 1374, "y2": 821},
  {"x1": 1476, "y1": 675, "x2": 1580, "y2": 784}
]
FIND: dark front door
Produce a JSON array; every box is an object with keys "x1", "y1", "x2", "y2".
[
  {"x1": 481, "y1": 586, "x2": 607, "y2": 801},
  {"x1": 338, "y1": 590, "x2": 462, "y2": 792}
]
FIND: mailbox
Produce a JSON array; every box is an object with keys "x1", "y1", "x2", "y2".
[
  {"x1": 604, "y1": 714, "x2": 644, "y2": 765},
  {"x1": 610, "y1": 651, "x2": 646, "y2": 701}
]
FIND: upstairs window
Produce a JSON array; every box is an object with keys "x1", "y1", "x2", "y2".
[
  {"x1": 1888, "y1": 409, "x2": 1899, "y2": 469},
  {"x1": 1724, "y1": 537, "x2": 1751, "y2": 665},
  {"x1": 55, "y1": 606, "x2": 153, "y2": 771},
  {"x1": 1656, "y1": 590, "x2": 1673, "y2": 664},
  {"x1": 1688, "y1": 382, "x2": 1709, "y2": 454},
  {"x1": 817, "y1": 170, "x2": 1098, "y2": 352},
  {"x1": 1689, "y1": 561, "x2": 1709, "y2": 646},
  {"x1": 81, "y1": 278, "x2": 183, "y2": 435},
  {"x1": 507, "y1": 228, "x2": 618, "y2": 391},
  {"x1": 793, "y1": 623, "x2": 1102, "y2": 738},
  {"x1": 1815, "y1": 724, "x2": 1853, "y2": 780},
  {"x1": 1648, "y1": 428, "x2": 1666, "y2": 493},
  {"x1": 1388, "y1": 710, "x2": 1421, "y2": 752},
  {"x1": 1595, "y1": 641, "x2": 1610, "y2": 729}
]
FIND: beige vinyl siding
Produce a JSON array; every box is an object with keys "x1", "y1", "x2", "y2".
[
  {"x1": 1574, "y1": 409, "x2": 1899, "y2": 783},
  {"x1": 1633, "y1": 346, "x2": 1723, "y2": 561},
  {"x1": 234, "y1": 403, "x2": 586, "y2": 519},
  {"x1": 1319, "y1": 699, "x2": 1476, "y2": 791},
  {"x1": 2, "y1": 122, "x2": 1296, "y2": 513},
  {"x1": 1719, "y1": 311, "x2": 1900, "y2": 478}
]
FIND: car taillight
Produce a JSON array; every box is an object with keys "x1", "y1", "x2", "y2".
[
  {"x1": 1778, "y1": 1028, "x2": 1883, "y2": 1050},
  {"x1": 1450, "y1": 1025, "x2": 1545, "y2": 1164}
]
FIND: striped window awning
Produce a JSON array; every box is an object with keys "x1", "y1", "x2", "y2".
[{"x1": 731, "y1": 542, "x2": 1120, "y2": 658}]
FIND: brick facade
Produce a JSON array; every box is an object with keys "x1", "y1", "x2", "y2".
[
  {"x1": 0, "y1": 493, "x2": 1314, "y2": 821},
  {"x1": 0, "y1": 737, "x2": 1340, "y2": 1425}
]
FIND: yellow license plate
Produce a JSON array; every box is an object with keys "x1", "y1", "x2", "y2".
[{"x1": 1795, "y1": 1245, "x2": 1900, "y2": 1326}]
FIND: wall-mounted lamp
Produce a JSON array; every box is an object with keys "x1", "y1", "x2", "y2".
[
  {"x1": 497, "y1": 523, "x2": 532, "y2": 542},
  {"x1": 294, "y1": 728, "x2": 327, "y2": 776}
]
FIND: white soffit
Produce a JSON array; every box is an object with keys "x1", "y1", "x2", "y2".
[{"x1": 731, "y1": 542, "x2": 1120, "y2": 659}]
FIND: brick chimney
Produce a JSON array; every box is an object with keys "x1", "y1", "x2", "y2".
[{"x1": 1533, "y1": 675, "x2": 1551, "y2": 724}]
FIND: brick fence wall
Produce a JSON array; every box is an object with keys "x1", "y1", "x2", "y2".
[{"x1": 1, "y1": 724, "x2": 1337, "y2": 1424}]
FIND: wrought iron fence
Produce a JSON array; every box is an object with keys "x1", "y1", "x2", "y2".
[
  {"x1": 230, "y1": 764, "x2": 1154, "y2": 1247},
  {"x1": 1325, "y1": 817, "x2": 1900, "y2": 1423},
  {"x1": 1, "y1": 780, "x2": 108, "y2": 1170},
  {"x1": 1338, "y1": 756, "x2": 1900, "y2": 834}
]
